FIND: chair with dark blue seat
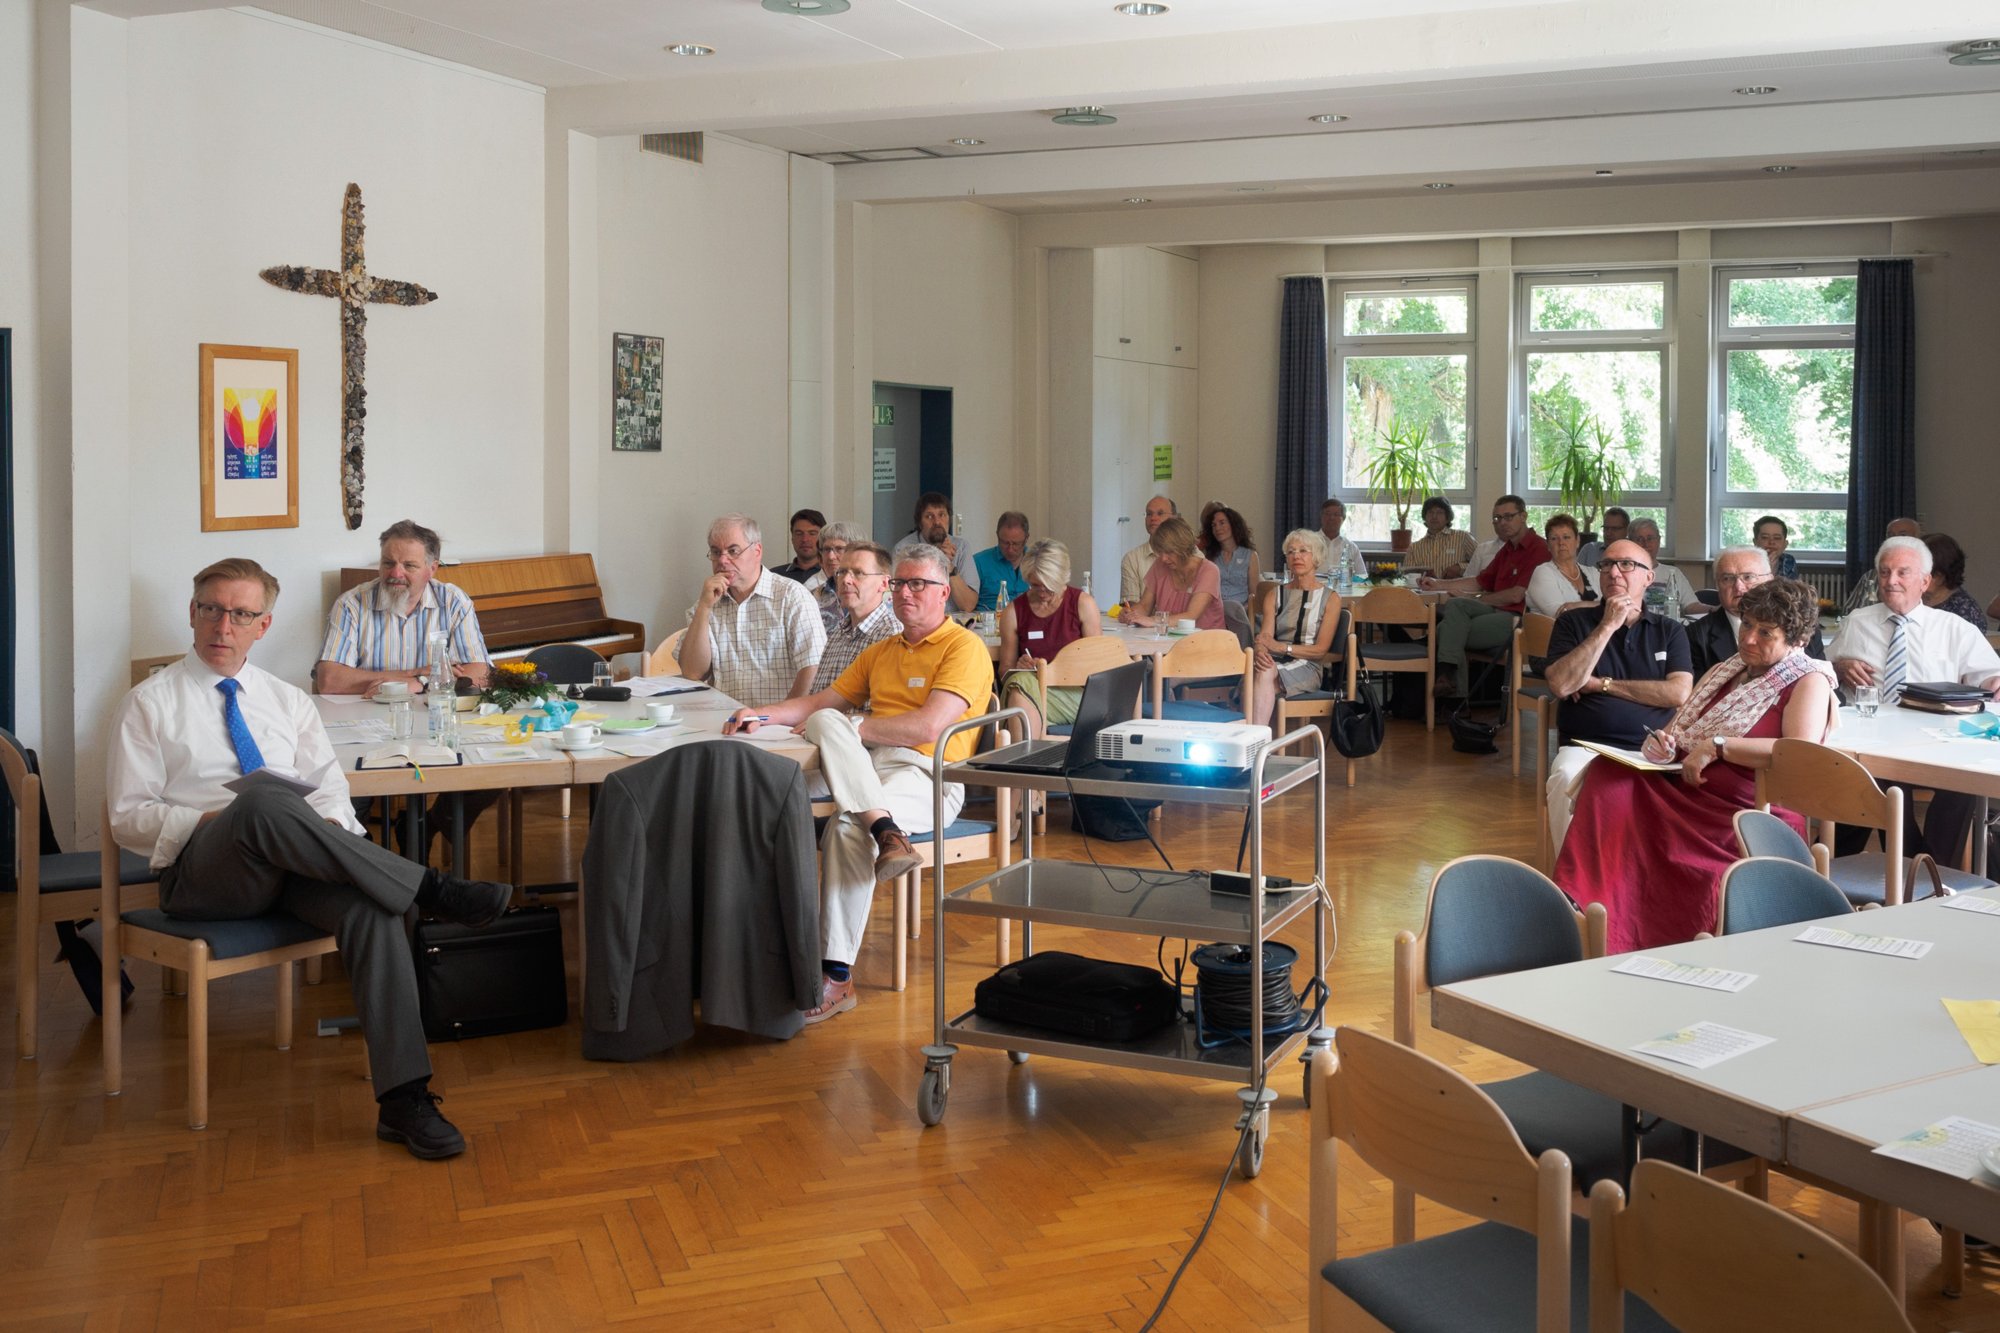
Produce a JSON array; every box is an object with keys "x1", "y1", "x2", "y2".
[
  {"x1": 1308, "y1": 1028, "x2": 1674, "y2": 1333},
  {"x1": 1347, "y1": 586, "x2": 1437, "y2": 732},
  {"x1": 1731, "y1": 807, "x2": 1819, "y2": 868},
  {"x1": 1272, "y1": 607, "x2": 1352, "y2": 754},
  {"x1": 1145, "y1": 629, "x2": 1252, "y2": 724},
  {"x1": 1394, "y1": 855, "x2": 1759, "y2": 1215},
  {"x1": 1716, "y1": 856, "x2": 1854, "y2": 934},
  {"x1": 523, "y1": 641, "x2": 609, "y2": 686},
  {"x1": 3, "y1": 727, "x2": 155, "y2": 1059},
  {"x1": 99, "y1": 806, "x2": 338, "y2": 1129}
]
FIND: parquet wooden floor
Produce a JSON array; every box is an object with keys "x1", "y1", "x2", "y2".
[{"x1": 4, "y1": 724, "x2": 1995, "y2": 1330}]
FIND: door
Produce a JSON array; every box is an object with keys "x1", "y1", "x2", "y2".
[{"x1": 871, "y1": 383, "x2": 952, "y2": 544}]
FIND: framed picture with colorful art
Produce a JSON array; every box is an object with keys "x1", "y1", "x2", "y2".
[{"x1": 199, "y1": 343, "x2": 299, "y2": 531}]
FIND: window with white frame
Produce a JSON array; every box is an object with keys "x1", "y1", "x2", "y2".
[
  {"x1": 1709, "y1": 265, "x2": 1855, "y2": 557},
  {"x1": 1513, "y1": 272, "x2": 1674, "y2": 544},
  {"x1": 1328, "y1": 278, "x2": 1475, "y2": 543}
]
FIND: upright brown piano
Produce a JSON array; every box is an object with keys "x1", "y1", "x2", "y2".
[{"x1": 337, "y1": 553, "x2": 645, "y2": 663}]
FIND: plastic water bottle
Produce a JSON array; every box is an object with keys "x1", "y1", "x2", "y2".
[
  {"x1": 426, "y1": 629, "x2": 456, "y2": 748},
  {"x1": 1081, "y1": 570, "x2": 1093, "y2": 600},
  {"x1": 996, "y1": 579, "x2": 1009, "y2": 614}
]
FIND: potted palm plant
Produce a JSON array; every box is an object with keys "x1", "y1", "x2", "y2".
[
  {"x1": 1361, "y1": 419, "x2": 1444, "y2": 551},
  {"x1": 1547, "y1": 402, "x2": 1627, "y2": 540}
]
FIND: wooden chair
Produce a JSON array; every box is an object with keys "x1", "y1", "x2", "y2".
[
  {"x1": 1759, "y1": 738, "x2": 1907, "y2": 906},
  {"x1": 527, "y1": 640, "x2": 608, "y2": 685},
  {"x1": 3, "y1": 729, "x2": 154, "y2": 1059},
  {"x1": 1511, "y1": 613, "x2": 1558, "y2": 779},
  {"x1": 1346, "y1": 587, "x2": 1437, "y2": 731},
  {"x1": 1273, "y1": 608, "x2": 1352, "y2": 749},
  {"x1": 98, "y1": 806, "x2": 339, "y2": 1129},
  {"x1": 1308, "y1": 1028, "x2": 1586, "y2": 1333},
  {"x1": 1588, "y1": 1161, "x2": 1916, "y2": 1333},
  {"x1": 644, "y1": 628, "x2": 687, "y2": 678},
  {"x1": 1147, "y1": 629, "x2": 1252, "y2": 724},
  {"x1": 1715, "y1": 856, "x2": 1852, "y2": 934}
]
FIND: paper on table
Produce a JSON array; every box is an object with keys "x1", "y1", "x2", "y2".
[
  {"x1": 463, "y1": 744, "x2": 547, "y2": 765},
  {"x1": 1795, "y1": 924, "x2": 1933, "y2": 959},
  {"x1": 1942, "y1": 999, "x2": 2000, "y2": 1064},
  {"x1": 731, "y1": 725, "x2": 803, "y2": 744},
  {"x1": 622, "y1": 675, "x2": 709, "y2": 698},
  {"x1": 604, "y1": 737, "x2": 677, "y2": 758},
  {"x1": 322, "y1": 718, "x2": 393, "y2": 743},
  {"x1": 223, "y1": 768, "x2": 318, "y2": 799},
  {"x1": 1574, "y1": 739, "x2": 1681, "y2": 772},
  {"x1": 1611, "y1": 955, "x2": 1757, "y2": 993},
  {"x1": 1632, "y1": 1021, "x2": 1775, "y2": 1070},
  {"x1": 1944, "y1": 895, "x2": 2000, "y2": 917},
  {"x1": 1873, "y1": 1116, "x2": 2000, "y2": 1178}
]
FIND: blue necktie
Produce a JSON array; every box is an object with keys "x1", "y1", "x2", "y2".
[
  {"x1": 217, "y1": 678, "x2": 266, "y2": 775},
  {"x1": 1882, "y1": 613, "x2": 1908, "y2": 701}
]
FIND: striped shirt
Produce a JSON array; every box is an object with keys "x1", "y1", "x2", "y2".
[
  {"x1": 319, "y1": 578, "x2": 489, "y2": 673},
  {"x1": 812, "y1": 598, "x2": 902, "y2": 693},
  {"x1": 686, "y1": 568, "x2": 827, "y2": 708}
]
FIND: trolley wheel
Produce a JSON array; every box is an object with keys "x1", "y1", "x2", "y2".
[
  {"x1": 918, "y1": 1066, "x2": 949, "y2": 1126},
  {"x1": 1237, "y1": 1107, "x2": 1270, "y2": 1179},
  {"x1": 1008, "y1": 1050, "x2": 1030, "y2": 1065}
]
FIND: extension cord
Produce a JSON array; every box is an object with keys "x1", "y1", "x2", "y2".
[{"x1": 1207, "y1": 869, "x2": 1296, "y2": 896}]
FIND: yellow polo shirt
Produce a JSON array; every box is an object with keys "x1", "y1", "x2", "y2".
[{"x1": 831, "y1": 619, "x2": 992, "y2": 763}]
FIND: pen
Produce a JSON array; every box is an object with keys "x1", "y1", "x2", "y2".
[{"x1": 730, "y1": 714, "x2": 770, "y2": 734}]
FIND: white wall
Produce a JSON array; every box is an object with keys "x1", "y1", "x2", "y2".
[
  {"x1": 0, "y1": 0, "x2": 44, "y2": 763},
  {"x1": 862, "y1": 201, "x2": 1019, "y2": 543},
  {"x1": 591, "y1": 133, "x2": 792, "y2": 639}
]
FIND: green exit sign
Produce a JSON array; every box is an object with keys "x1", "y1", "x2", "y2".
[{"x1": 873, "y1": 404, "x2": 895, "y2": 427}]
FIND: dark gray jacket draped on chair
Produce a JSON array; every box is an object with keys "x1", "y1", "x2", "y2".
[{"x1": 582, "y1": 740, "x2": 822, "y2": 1060}]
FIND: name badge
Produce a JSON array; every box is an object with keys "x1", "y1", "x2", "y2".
[
  {"x1": 908, "y1": 676, "x2": 926, "y2": 688},
  {"x1": 1027, "y1": 630, "x2": 1044, "y2": 640},
  {"x1": 1655, "y1": 652, "x2": 1667, "y2": 660}
]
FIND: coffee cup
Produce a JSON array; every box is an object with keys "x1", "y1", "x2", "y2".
[
  {"x1": 645, "y1": 701, "x2": 676, "y2": 725},
  {"x1": 1174, "y1": 617, "x2": 1196, "y2": 633},
  {"x1": 559, "y1": 722, "x2": 602, "y2": 750},
  {"x1": 374, "y1": 680, "x2": 411, "y2": 700}
]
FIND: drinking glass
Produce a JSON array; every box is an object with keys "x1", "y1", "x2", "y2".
[
  {"x1": 388, "y1": 697, "x2": 415, "y2": 741},
  {"x1": 591, "y1": 659, "x2": 614, "y2": 692},
  {"x1": 1853, "y1": 684, "x2": 1879, "y2": 719}
]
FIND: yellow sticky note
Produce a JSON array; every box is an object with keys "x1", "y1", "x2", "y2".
[{"x1": 1942, "y1": 999, "x2": 2000, "y2": 1064}]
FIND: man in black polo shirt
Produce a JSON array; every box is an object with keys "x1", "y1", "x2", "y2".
[{"x1": 1542, "y1": 539, "x2": 1694, "y2": 854}]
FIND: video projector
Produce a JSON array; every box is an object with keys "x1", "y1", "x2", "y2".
[{"x1": 1095, "y1": 720, "x2": 1273, "y2": 773}]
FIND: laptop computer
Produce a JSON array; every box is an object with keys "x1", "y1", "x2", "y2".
[{"x1": 968, "y1": 659, "x2": 1148, "y2": 775}]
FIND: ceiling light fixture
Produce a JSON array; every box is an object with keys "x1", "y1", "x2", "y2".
[
  {"x1": 1594, "y1": 169, "x2": 1615, "y2": 176},
  {"x1": 1308, "y1": 114, "x2": 1348, "y2": 124},
  {"x1": 1232, "y1": 185, "x2": 1274, "y2": 192},
  {"x1": 1948, "y1": 39, "x2": 2000, "y2": 65},
  {"x1": 1763, "y1": 164, "x2": 1797, "y2": 173},
  {"x1": 1124, "y1": 197, "x2": 1151, "y2": 204},
  {"x1": 1114, "y1": 2, "x2": 1170, "y2": 13},
  {"x1": 1734, "y1": 85, "x2": 1779, "y2": 96},
  {"x1": 1052, "y1": 107, "x2": 1118, "y2": 126},
  {"x1": 950, "y1": 138, "x2": 984, "y2": 147},
  {"x1": 761, "y1": 0, "x2": 850, "y2": 13},
  {"x1": 1424, "y1": 181, "x2": 1454, "y2": 190},
  {"x1": 665, "y1": 42, "x2": 714, "y2": 56}
]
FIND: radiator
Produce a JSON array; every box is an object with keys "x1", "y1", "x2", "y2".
[{"x1": 1801, "y1": 567, "x2": 1848, "y2": 604}]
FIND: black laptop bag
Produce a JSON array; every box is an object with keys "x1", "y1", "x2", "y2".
[
  {"x1": 414, "y1": 906, "x2": 568, "y2": 1041},
  {"x1": 974, "y1": 951, "x2": 1180, "y2": 1041}
]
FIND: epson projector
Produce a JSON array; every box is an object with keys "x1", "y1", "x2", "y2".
[{"x1": 1095, "y1": 720, "x2": 1273, "y2": 771}]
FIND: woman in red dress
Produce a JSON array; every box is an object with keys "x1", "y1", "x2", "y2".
[
  {"x1": 998, "y1": 539, "x2": 1103, "y2": 740},
  {"x1": 1556, "y1": 579, "x2": 1837, "y2": 951}
]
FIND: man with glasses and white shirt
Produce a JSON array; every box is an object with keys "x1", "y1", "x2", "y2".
[
  {"x1": 1688, "y1": 547, "x2": 1827, "y2": 677},
  {"x1": 811, "y1": 542, "x2": 902, "y2": 692},
  {"x1": 1537, "y1": 539, "x2": 1695, "y2": 853},
  {"x1": 681, "y1": 513, "x2": 827, "y2": 709},
  {"x1": 1419, "y1": 494, "x2": 1549, "y2": 699},
  {"x1": 1829, "y1": 535, "x2": 2000, "y2": 864},
  {"x1": 108, "y1": 559, "x2": 513, "y2": 1159},
  {"x1": 723, "y1": 544, "x2": 989, "y2": 1023}
]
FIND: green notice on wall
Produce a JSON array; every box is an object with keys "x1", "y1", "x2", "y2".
[
  {"x1": 873, "y1": 404, "x2": 894, "y2": 427},
  {"x1": 1152, "y1": 445, "x2": 1173, "y2": 481}
]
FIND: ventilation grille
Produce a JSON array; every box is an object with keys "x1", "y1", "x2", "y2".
[
  {"x1": 1801, "y1": 567, "x2": 1848, "y2": 604},
  {"x1": 642, "y1": 133, "x2": 704, "y2": 163}
]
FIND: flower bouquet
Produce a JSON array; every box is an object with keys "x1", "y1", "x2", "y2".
[
  {"x1": 1369, "y1": 562, "x2": 1403, "y2": 586},
  {"x1": 481, "y1": 660, "x2": 558, "y2": 711}
]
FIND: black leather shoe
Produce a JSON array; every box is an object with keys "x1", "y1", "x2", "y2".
[
  {"x1": 376, "y1": 1090, "x2": 466, "y2": 1160},
  {"x1": 431, "y1": 876, "x2": 512, "y2": 928}
]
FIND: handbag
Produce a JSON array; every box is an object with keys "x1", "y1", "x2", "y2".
[
  {"x1": 1448, "y1": 702, "x2": 1499, "y2": 755},
  {"x1": 413, "y1": 906, "x2": 568, "y2": 1041},
  {"x1": 974, "y1": 951, "x2": 1180, "y2": 1042},
  {"x1": 1331, "y1": 681, "x2": 1386, "y2": 759}
]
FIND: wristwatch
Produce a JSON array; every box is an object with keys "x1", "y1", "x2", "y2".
[
  {"x1": 1712, "y1": 735, "x2": 1731, "y2": 761},
  {"x1": 1597, "y1": 675, "x2": 1612, "y2": 694}
]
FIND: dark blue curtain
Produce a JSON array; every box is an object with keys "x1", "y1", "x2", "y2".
[
  {"x1": 1, "y1": 330, "x2": 13, "y2": 888},
  {"x1": 1845, "y1": 260, "x2": 1916, "y2": 584},
  {"x1": 1273, "y1": 277, "x2": 1328, "y2": 537}
]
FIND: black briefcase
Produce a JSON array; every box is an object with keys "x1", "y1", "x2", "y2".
[
  {"x1": 974, "y1": 951, "x2": 1180, "y2": 1042},
  {"x1": 413, "y1": 906, "x2": 568, "y2": 1041}
]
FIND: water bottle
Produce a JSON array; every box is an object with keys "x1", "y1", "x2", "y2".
[
  {"x1": 426, "y1": 629, "x2": 456, "y2": 748},
  {"x1": 1081, "y1": 570, "x2": 1093, "y2": 600}
]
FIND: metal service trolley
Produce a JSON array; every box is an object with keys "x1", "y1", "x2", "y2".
[{"x1": 916, "y1": 713, "x2": 1331, "y2": 1178}]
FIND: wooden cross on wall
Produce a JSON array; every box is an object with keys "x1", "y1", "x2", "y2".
[{"x1": 260, "y1": 182, "x2": 439, "y2": 530}]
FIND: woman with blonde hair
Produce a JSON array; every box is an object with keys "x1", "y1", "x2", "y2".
[
  {"x1": 1251, "y1": 530, "x2": 1342, "y2": 726},
  {"x1": 997, "y1": 539, "x2": 1103, "y2": 739},
  {"x1": 1123, "y1": 516, "x2": 1223, "y2": 630}
]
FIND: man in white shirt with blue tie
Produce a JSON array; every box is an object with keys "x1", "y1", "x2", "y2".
[
  {"x1": 106, "y1": 558, "x2": 513, "y2": 1159},
  {"x1": 1829, "y1": 535, "x2": 2000, "y2": 863}
]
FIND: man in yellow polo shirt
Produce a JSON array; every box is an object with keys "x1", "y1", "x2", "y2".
[{"x1": 725, "y1": 542, "x2": 989, "y2": 1023}]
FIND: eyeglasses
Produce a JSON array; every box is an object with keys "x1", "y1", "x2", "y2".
[
  {"x1": 1491, "y1": 511, "x2": 1523, "y2": 524},
  {"x1": 887, "y1": 577, "x2": 948, "y2": 593},
  {"x1": 706, "y1": 543, "x2": 755, "y2": 562},
  {"x1": 194, "y1": 602, "x2": 265, "y2": 627},
  {"x1": 836, "y1": 567, "x2": 886, "y2": 581},
  {"x1": 1595, "y1": 558, "x2": 1654, "y2": 574},
  {"x1": 1716, "y1": 573, "x2": 1767, "y2": 586}
]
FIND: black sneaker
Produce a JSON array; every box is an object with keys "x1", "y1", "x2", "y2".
[
  {"x1": 376, "y1": 1090, "x2": 466, "y2": 1160},
  {"x1": 431, "y1": 876, "x2": 512, "y2": 928}
]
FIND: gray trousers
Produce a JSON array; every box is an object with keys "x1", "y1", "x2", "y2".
[{"x1": 160, "y1": 784, "x2": 431, "y2": 1098}]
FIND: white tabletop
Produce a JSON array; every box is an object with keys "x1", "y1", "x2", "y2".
[
  {"x1": 1826, "y1": 701, "x2": 2000, "y2": 799},
  {"x1": 1431, "y1": 889, "x2": 2000, "y2": 1159}
]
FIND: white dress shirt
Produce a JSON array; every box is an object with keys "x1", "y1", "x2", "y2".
[
  {"x1": 1120, "y1": 542, "x2": 1156, "y2": 604},
  {"x1": 1525, "y1": 562, "x2": 1601, "y2": 619},
  {"x1": 1317, "y1": 534, "x2": 1367, "y2": 582},
  {"x1": 108, "y1": 653, "x2": 364, "y2": 870},
  {"x1": 1465, "y1": 537, "x2": 1503, "y2": 580},
  {"x1": 1828, "y1": 602, "x2": 2000, "y2": 686}
]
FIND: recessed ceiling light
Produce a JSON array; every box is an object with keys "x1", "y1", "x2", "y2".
[
  {"x1": 1308, "y1": 114, "x2": 1348, "y2": 125},
  {"x1": 950, "y1": 138, "x2": 984, "y2": 147},
  {"x1": 1232, "y1": 185, "x2": 1274, "y2": 192},
  {"x1": 1424, "y1": 181, "x2": 1454, "y2": 190},
  {"x1": 1114, "y1": 2, "x2": 1169, "y2": 13},
  {"x1": 1948, "y1": 39, "x2": 2000, "y2": 65},
  {"x1": 1052, "y1": 107, "x2": 1118, "y2": 126},
  {"x1": 761, "y1": 0, "x2": 850, "y2": 13},
  {"x1": 1124, "y1": 197, "x2": 1151, "y2": 204},
  {"x1": 1594, "y1": 169, "x2": 1615, "y2": 176},
  {"x1": 1734, "y1": 85, "x2": 1779, "y2": 96},
  {"x1": 665, "y1": 42, "x2": 714, "y2": 56},
  {"x1": 1763, "y1": 164, "x2": 1798, "y2": 173}
]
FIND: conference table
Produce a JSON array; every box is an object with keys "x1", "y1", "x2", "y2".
[
  {"x1": 1431, "y1": 888, "x2": 2000, "y2": 1291},
  {"x1": 1825, "y1": 700, "x2": 2000, "y2": 875}
]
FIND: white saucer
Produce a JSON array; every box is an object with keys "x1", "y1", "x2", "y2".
[
  {"x1": 368, "y1": 692, "x2": 415, "y2": 705},
  {"x1": 552, "y1": 741, "x2": 604, "y2": 753}
]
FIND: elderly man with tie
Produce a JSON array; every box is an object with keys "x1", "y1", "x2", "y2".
[{"x1": 107, "y1": 558, "x2": 513, "y2": 1159}]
